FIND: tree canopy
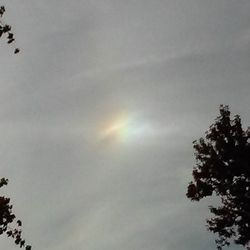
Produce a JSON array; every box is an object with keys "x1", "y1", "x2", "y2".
[
  {"x1": 187, "y1": 105, "x2": 250, "y2": 250},
  {"x1": 0, "y1": 178, "x2": 31, "y2": 249}
]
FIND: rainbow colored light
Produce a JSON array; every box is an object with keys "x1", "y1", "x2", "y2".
[{"x1": 100, "y1": 112, "x2": 149, "y2": 143}]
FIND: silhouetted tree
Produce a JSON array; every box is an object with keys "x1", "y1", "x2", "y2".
[
  {"x1": 0, "y1": 5, "x2": 19, "y2": 53},
  {"x1": 0, "y1": 178, "x2": 31, "y2": 249},
  {"x1": 0, "y1": 6, "x2": 30, "y2": 249},
  {"x1": 187, "y1": 105, "x2": 250, "y2": 250}
]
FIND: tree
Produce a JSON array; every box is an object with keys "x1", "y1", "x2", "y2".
[
  {"x1": 0, "y1": 6, "x2": 30, "y2": 250},
  {"x1": 0, "y1": 5, "x2": 19, "y2": 53},
  {"x1": 186, "y1": 105, "x2": 250, "y2": 250},
  {"x1": 0, "y1": 178, "x2": 31, "y2": 249}
]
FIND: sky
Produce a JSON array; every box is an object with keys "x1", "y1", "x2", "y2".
[{"x1": 0, "y1": 0, "x2": 250, "y2": 250}]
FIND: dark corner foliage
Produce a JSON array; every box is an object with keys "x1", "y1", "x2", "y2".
[
  {"x1": 0, "y1": 178, "x2": 31, "y2": 249},
  {"x1": 0, "y1": 5, "x2": 30, "y2": 250},
  {"x1": 187, "y1": 105, "x2": 250, "y2": 250},
  {"x1": 0, "y1": 6, "x2": 20, "y2": 54}
]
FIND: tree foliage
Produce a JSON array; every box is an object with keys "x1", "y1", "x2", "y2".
[
  {"x1": 0, "y1": 5, "x2": 30, "y2": 249},
  {"x1": 0, "y1": 6, "x2": 19, "y2": 53},
  {"x1": 187, "y1": 105, "x2": 250, "y2": 249},
  {"x1": 0, "y1": 178, "x2": 31, "y2": 249}
]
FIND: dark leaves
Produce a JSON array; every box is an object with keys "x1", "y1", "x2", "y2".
[
  {"x1": 0, "y1": 178, "x2": 8, "y2": 188},
  {"x1": 0, "y1": 6, "x2": 5, "y2": 16},
  {"x1": 0, "y1": 5, "x2": 29, "y2": 249},
  {"x1": 0, "y1": 179, "x2": 31, "y2": 248},
  {"x1": 187, "y1": 105, "x2": 250, "y2": 249},
  {"x1": 0, "y1": 6, "x2": 19, "y2": 54},
  {"x1": 14, "y1": 48, "x2": 20, "y2": 54},
  {"x1": 17, "y1": 220, "x2": 22, "y2": 227}
]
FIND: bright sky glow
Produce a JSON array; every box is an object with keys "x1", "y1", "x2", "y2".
[{"x1": 100, "y1": 112, "x2": 153, "y2": 143}]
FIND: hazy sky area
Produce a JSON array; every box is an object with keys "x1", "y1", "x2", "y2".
[{"x1": 0, "y1": 1, "x2": 250, "y2": 250}]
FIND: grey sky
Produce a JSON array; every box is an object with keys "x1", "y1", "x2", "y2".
[{"x1": 0, "y1": 0, "x2": 249, "y2": 249}]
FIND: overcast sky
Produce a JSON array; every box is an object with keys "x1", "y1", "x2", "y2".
[{"x1": 0, "y1": 1, "x2": 250, "y2": 250}]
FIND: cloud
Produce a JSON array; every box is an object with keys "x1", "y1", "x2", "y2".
[{"x1": 0, "y1": 1, "x2": 249, "y2": 250}]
